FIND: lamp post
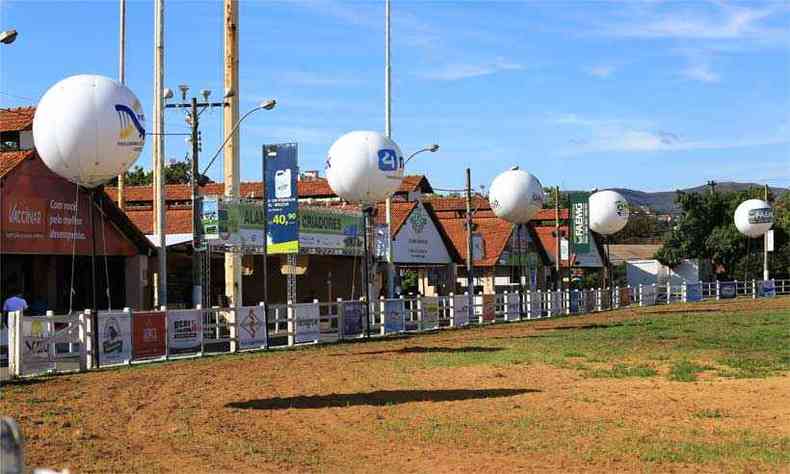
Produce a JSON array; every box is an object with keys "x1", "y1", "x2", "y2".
[
  {"x1": 0, "y1": 29, "x2": 17, "y2": 44},
  {"x1": 384, "y1": 144, "x2": 440, "y2": 297},
  {"x1": 165, "y1": 85, "x2": 276, "y2": 307}
]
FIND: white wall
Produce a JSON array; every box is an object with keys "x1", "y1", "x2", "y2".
[
  {"x1": 392, "y1": 202, "x2": 451, "y2": 264},
  {"x1": 626, "y1": 259, "x2": 700, "y2": 287}
]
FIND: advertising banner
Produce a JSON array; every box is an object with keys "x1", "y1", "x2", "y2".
[
  {"x1": 619, "y1": 287, "x2": 632, "y2": 307},
  {"x1": 482, "y1": 294, "x2": 496, "y2": 322},
  {"x1": 760, "y1": 280, "x2": 776, "y2": 298},
  {"x1": 199, "y1": 197, "x2": 266, "y2": 250},
  {"x1": 505, "y1": 292, "x2": 521, "y2": 321},
  {"x1": 167, "y1": 310, "x2": 203, "y2": 355},
  {"x1": 549, "y1": 291, "x2": 562, "y2": 315},
  {"x1": 640, "y1": 285, "x2": 657, "y2": 306},
  {"x1": 528, "y1": 292, "x2": 544, "y2": 318},
  {"x1": 452, "y1": 295, "x2": 470, "y2": 326},
  {"x1": 299, "y1": 207, "x2": 364, "y2": 256},
  {"x1": 342, "y1": 301, "x2": 365, "y2": 336},
  {"x1": 98, "y1": 311, "x2": 132, "y2": 365},
  {"x1": 685, "y1": 283, "x2": 702, "y2": 302},
  {"x1": 264, "y1": 143, "x2": 299, "y2": 254},
  {"x1": 132, "y1": 311, "x2": 166, "y2": 359},
  {"x1": 719, "y1": 281, "x2": 737, "y2": 299},
  {"x1": 584, "y1": 290, "x2": 596, "y2": 312},
  {"x1": 383, "y1": 300, "x2": 405, "y2": 333},
  {"x1": 392, "y1": 203, "x2": 452, "y2": 264},
  {"x1": 570, "y1": 291, "x2": 581, "y2": 313},
  {"x1": 570, "y1": 192, "x2": 591, "y2": 255},
  {"x1": 421, "y1": 296, "x2": 440, "y2": 330},
  {"x1": 294, "y1": 303, "x2": 320, "y2": 344},
  {"x1": 238, "y1": 306, "x2": 268, "y2": 349}
]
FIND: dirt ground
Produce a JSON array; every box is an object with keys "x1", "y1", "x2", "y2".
[{"x1": 3, "y1": 298, "x2": 790, "y2": 473}]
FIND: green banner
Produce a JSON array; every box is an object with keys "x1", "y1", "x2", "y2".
[
  {"x1": 298, "y1": 207, "x2": 364, "y2": 256},
  {"x1": 570, "y1": 192, "x2": 591, "y2": 255},
  {"x1": 199, "y1": 197, "x2": 266, "y2": 249}
]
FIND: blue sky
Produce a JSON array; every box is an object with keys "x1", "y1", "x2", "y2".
[{"x1": 1, "y1": 0, "x2": 788, "y2": 192}]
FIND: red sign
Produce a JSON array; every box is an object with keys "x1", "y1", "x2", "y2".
[
  {"x1": 132, "y1": 311, "x2": 166, "y2": 359},
  {"x1": 1, "y1": 155, "x2": 137, "y2": 256},
  {"x1": 483, "y1": 294, "x2": 496, "y2": 322}
]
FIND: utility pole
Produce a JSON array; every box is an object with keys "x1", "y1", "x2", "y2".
[
  {"x1": 117, "y1": 0, "x2": 126, "y2": 211},
  {"x1": 465, "y1": 168, "x2": 474, "y2": 306},
  {"x1": 190, "y1": 98, "x2": 201, "y2": 306},
  {"x1": 764, "y1": 184, "x2": 770, "y2": 281},
  {"x1": 555, "y1": 186, "x2": 560, "y2": 290},
  {"x1": 384, "y1": 0, "x2": 396, "y2": 298},
  {"x1": 153, "y1": 0, "x2": 167, "y2": 307},
  {"x1": 707, "y1": 180, "x2": 717, "y2": 193},
  {"x1": 223, "y1": 0, "x2": 241, "y2": 307}
]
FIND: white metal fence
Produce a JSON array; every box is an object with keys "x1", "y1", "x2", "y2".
[{"x1": 2, "y1": 279, "x2": 787, "y2": 380}]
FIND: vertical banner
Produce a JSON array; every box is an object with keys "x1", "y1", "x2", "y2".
[
  {"x1": 570, "y1": 192, "x2": 591, "y2": 255},
  {"x1": 167, "y1": 310, "x2": 203, "y2": 355},
  {"x1": 452, "y1": 295, "x2": 470, "y2": 327},
  {"x1": 685, "y1": 283, "x2": 702, "y2": 302},
  {"x1": 384, "y1": 299, "x2": 405, "y2": 333},
  {"x1": 98, "y1": 311, "x2": 132, "y2": 365},
  {"x1": 719, "y1": 281, "x2": 737, "y2": 299},
  {"x1": 294, "y1": 303, "x2": 320, "y2": 344},
  {"x1": 132, "y1": 311, "x2": 166, "y2": 360},
  {"x1": 263, "y1": 143, "x2": 299, "y2": 254},
  {"x1": 342, "y1": 301, "x2": 364, "y2": 336},
  {"x1": 238, "y1": 306, "x2": 268, "y2": 349}
]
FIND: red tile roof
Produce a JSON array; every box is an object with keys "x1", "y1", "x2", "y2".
[
  {"x1": 0, "y1": 150, "x2": 34, "y2": 177},
  {"x1": 534, "y1": 225, "x2": 572, "y2": 267},
  {"x1": 434, "y1": 214, "x2": 515, "y2": 267},
  {"x1": 0, "y1": 107, "x2": 35, "y2": 133},
  {"x1": 534, "y1": 208, "x2": 569, "y2": 221},
  {"x1": 374, "y1": 201, "x2": 418, "y2": 236}
]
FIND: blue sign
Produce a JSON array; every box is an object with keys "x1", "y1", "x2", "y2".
[
  {"x1": 759, "y1": 280, "x2": 776, "y2": 298},
  {"x1": 263, "y1": 143, "x2": 299, "y2": 254},
  {"x1": 570, "y1": 291, "x2": 581, "y2": 313},
  {"x1": 685, "y1": 282, "x2": 702, "y2": 302},
  {"x1": 384, "y1": 300, "x2": 405, "y2": 333},
  {"x1": 719, "y1": 281, "x2": 737, "y2": 299},
  {"x1": 377, "y1": 149, "x2": 403, "y2": 171},
  {"x1": 342, "y1": 301, "x2": 364, "y2": 336}
]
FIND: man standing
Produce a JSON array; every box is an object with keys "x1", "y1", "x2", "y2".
[{"x1": 3, "y1": 286, "x2": 28, "y2": 314}]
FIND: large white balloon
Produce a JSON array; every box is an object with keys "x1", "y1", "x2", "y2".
[
  {"x1": 33, "y1": 74, "x2": 146, "y2": 188},
  {"x1": 325, "y1": 131, "x2": 405, "y2": 204},
  {"x1": 488, "y1": 168, "x2": 544, "y2": 224},
  {"x1": 734, "y1": 199, "x2": 773, "y2": 238},
  {"x1": 589, "y1": 190, "x2": 629, "y2": 235}
]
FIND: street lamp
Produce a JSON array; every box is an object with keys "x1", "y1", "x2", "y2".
[
  {"x1": 405, "y1": 144, "x2": 440, "y2": 165},
  {"x1": 0, "y1": 29, "x2": 17, "y2": 44},
  {"x1": 201, "y1": 100, "x2": 276, "y2": 175}
]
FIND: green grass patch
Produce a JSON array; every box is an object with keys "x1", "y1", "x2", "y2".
[
  {"x1": 693, "y1": 408, "x2": 726, "y2": 419},
  {"x1": 669, "y1": 359, "x2": 707, "y2": 382},
  {"x1": 588, "y1": 363, "x2": 657, "y2": 379},
  {"x1": 639, "y1": 433, "x2": 790, "y2": 466}
]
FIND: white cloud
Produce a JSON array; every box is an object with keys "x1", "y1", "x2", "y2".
[
  {"x1": 681, "y1": 62, "x2": 720, "y2": 83},
  {"x1": 420, "y1": 59, "x2": 524, "y2": 81},
  {"x1": 586, "y1": 65, "x2": 616, "y2": 78}
]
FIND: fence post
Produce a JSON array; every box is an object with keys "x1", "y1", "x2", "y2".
[
  {"x1": 416, "y1": 294, "x2": 424, "y2": 331},
  {"x1": 287, "y1": 300, "x2": 295, "y2": 346},
  {"x1": 716, "y1": 280, "x2": 721, "y2": 301},
  {"x1": 682, "y1": 281, "x2": 687, "y2": 303},
  {"x1": 336, "y1": 298, "x2": 344, "y2": 339},
  {"x1": 379, "y1": 297, "x2": 386, "y2": 336},
  {"x1": 78, "y1": 311, "x2": 89, "y2": 372},
  {"x1": 526, "y1": 291, "x2": 532, "y2": 319},
  {"x1": 596, "y1": 288, "x2": 602, "y2": 312},
  {"x1": 448, "y1": 292, "x2": 456, "y2": 328},
  {"x1": 638, "y1": 284, "x2": 643, "y2": 307},
  {"x1": 9, "y1": 311, "x2": 22, "y2": 377},
  {"x1": 565, "y1": 289, "x2": 571, "y2": 315},
  {"x1": 752, "y1": 279, "x2": 757, "y2": 299},
  {"x1": 84, "y1": 309, "x2": 95, "y2": 369}
]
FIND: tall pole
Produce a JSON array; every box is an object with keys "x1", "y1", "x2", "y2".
[
  {"x1": 465, "y1": 168, "x2": 474, "y2": 305},
  {"x1": 223, "y1": 0, "x2": 241, "y2": 306},
  {"x1": 384, "y1": 0, "x2": 395, "y2": 298},
  {"x1": 764, "y1": 184, "x2": 769, "y2": 281},
  {"x1": 90, "y1": 190, "x2": 100, "y2": 368},
  {"x1": 117, "y1": 0, "x2": 127, "y2": 211},
  {"x1": 363, "y1": 209, "x2": 372, "y2": 338},
  {"x1": 190, "y1": 97, "x2": 202, "y2": 307},
  {"x1": 153, "y1": 0, "x2": 167, "y2": 307},
  {"x1": 555, "y1": 186, "x2": 560, "y2": 290}
]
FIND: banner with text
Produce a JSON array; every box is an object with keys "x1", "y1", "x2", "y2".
[
  {"x1": 132, "y1": 311, "x2": 166, "y2": 360},
  {"x1": 238, "y1": 306, "x2": 268, "y2": 349},
  {"x1": 264, "y1": 143, "x2": 299, "y2": 254},
  {"x1": 98, "y1": 311, "x2": 132, "y2": 365},
  {"x1": 294, "y1": 303, "x2": 320, "y2": 344},
  {"x1": 168, "y1": 310, "x2": 203, "y2": 355},
  {"x1": 300, "y1": 207, "x2": 364, "y2": 256}
]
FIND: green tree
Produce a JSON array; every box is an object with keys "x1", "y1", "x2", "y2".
[{"x1": 107, "y1": 159, "x2": 212, "y2": 186}]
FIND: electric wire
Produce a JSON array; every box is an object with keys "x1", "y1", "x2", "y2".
[{"x1": 68, "y1": 182, "x2": 79, "y2": 314}]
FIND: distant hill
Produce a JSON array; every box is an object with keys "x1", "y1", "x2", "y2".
[{"x1": 608, "y1": 182, "x2": 789, "y2": 214}]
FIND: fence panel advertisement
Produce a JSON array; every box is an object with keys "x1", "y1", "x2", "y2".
[
  {"x1": 299, "y1": 207, "x2": 364, "y2": 256},
  {"x1": 342, "y1": 301, "x2": 364, "y2": 336},
  {"x1": 685, "y1": 283, "x2": 702, "y2": 302},
  {"x1": 421, "y1": 297, "x2": 440, "y2": 330},
  {"x1": 619, "y1": 288, "x2": 632, "y2": 307},
  {"x1": 583, "y1": 290, "x2": 595, "y2": 313},
  {"x1": 719, "y1": 282, "x2": 737, "y2": 299},
  {"x1": 168, "y1": 310, "x2": 203, "y2": 355},
  {"x1": 383, "y1": 300, "x2": 405, "y2": 334},
  {"x1": 760, "y1": 280, "x2": 776, "y2": 298},
  {"x1": 132, "y1": 311, "x2": 166, "y2": 360},
  {"x1": 452, "y1": 295, "x2": 470, "y2": 326},
  {"x1": 482, "y1": 294, "x2": 496, "y2": 323},
  {"x1": 641, "y1": 285, "x2": 657, "y2": 306},
  {"x1": 264, "y1": 143, "x2": 299, "y2": 254},
  {"x1": 505, "y1": 292, "x2": 521, "y2": 321},
  {"x1": 570, "y1": 291, "x2": 581, "y2": 313},
  {"x1": 238, "y1": 306, "x2": 268, "y2": 350},
  {"x1": 528, "y1": 292, "x2": 543, "y2": 318},
  {"x1": 294, "y1": 303, "x2": 320, "y2": 344},
  {"x1": 98, "y1": 311, "x2": 132, "y2": 365},
  {"x1": 549, "y1": 291, "x2": 562, "y2": 315}
]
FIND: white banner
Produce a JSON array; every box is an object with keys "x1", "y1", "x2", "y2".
[
  {"x1": 641, "y1": 285, "x2": 657, "y2": 306},
  {"x1": 294, "y1": 303, "x2": 320, "y2": 344},
  {"x1": 452, "y1": 295, "x2": 470, "y2": 326},
  {"x1": 238, "y1": 306, "x2": 268, "y2": 349},
  {"x1": 421, "y1": 297, "x2": 440, "y2": 330},
  {"x1": 505, "y1": 292, "x2": 521, "y2": 321},
  {"x1": 98, "y1": 311, "x2": 132, "y2": 365},
  {"x1": 168, "y1": 310, "x2": 203, "y2": 355}
]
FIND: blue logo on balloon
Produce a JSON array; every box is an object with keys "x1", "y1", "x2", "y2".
[{"x1": 377, "y1": 149, "x2": 402, "y2": 171}]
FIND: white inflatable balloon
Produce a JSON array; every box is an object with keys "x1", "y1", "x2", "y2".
[
  {"x1": 33, "y1": 74, "x2": 146, "y2": 188},
  {"x1": 589, "y1": 190, "x2": 629, "y2": 235},
  {"x1": 734, "y1": 199, "x2": 773, "y2": 238},
  {"x1": 325, "y1": 131, "x2": 405, "y2": 204},
  {"x1": 488, "y1": 168, "x2": 544, "y2": 224}
]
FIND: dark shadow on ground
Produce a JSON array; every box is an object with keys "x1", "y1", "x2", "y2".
[
  {"x1": 331, "y1": 346, "x2": 505, "y2": 356},
  {"x1": 226, "y1": 388, "x2": 540, "y2": 410},
  {"x1": 535, "y1": 323, "x2": 625, "y2": 331}
]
